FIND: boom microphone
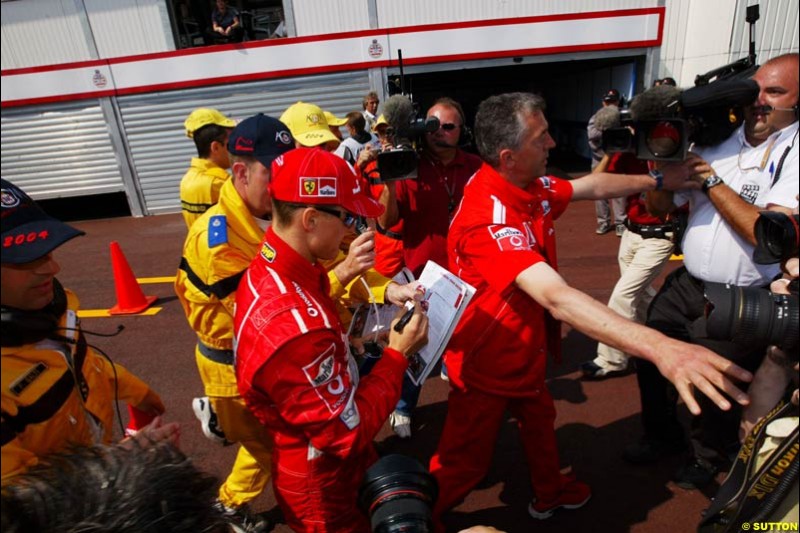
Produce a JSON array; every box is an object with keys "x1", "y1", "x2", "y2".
[
  {"x1": 594, "y1": 106, "x2": 621, "y2": 130},
  {"x1": 383, "y1": 95, "x2": 415, "y2": 138},
  {"x1": 754, "y1": 105, "x2": 797, "y2": 114},
  {"x1": 630, "y1": 85, "x2": 682, "y2": 121}
]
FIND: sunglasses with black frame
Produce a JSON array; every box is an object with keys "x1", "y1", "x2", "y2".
[{"x1": 286, "y1": 203, "x2": 358, "y2": 229}]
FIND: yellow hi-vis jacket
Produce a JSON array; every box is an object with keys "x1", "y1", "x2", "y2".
[
  {"x1": 179, "y1": 157, "x2": 231, "y2": 228},
  {"x1": 175, "y1": 180, "x2": 395, "y2": 397},
  {"x1": 1, "y1": 290, "x2": 150, "y2": 482}
]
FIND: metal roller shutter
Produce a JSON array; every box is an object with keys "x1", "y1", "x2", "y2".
[
  {"x1": 116, "y1": 71, "x2": 371, "y2": 215},
  {"x1": 1, "y1": 101, "x2": 124, "y2": 200}
]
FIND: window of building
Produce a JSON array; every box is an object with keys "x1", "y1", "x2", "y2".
[{"x1": 168, "y1": 0, "x2": 287, "y2": 50}]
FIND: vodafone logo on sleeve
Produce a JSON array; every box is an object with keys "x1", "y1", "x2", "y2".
[{"x1": 488, "y1": 225, "x2": 531, "y2": 251}]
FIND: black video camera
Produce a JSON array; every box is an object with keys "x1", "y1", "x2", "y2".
[
  {"x1": 602, "y1": 77, "x2": 760, "y2": 162},
  {"x1": 603, "y1": 5, "x2": 762, "y2": 162},
  {"x1": 377, "y1": 95, "x2": 440, "y2": 181},
  {"x1": 704, "y1": 211, "x2": 799, "y2": 355}
]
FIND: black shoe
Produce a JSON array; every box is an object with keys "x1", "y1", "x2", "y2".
[
  {"x1": 622, "y1": 437, "x2": 686, "y2": 465},
  {"x1": 673, "y1": 458, "x2": 718, "y2": 490}
]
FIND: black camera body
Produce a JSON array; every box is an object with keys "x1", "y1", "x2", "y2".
[
  {"x1": 602, "y1": 77, "x2": 759, "y2": 162},
  {"x1": 377, "y1": 95, "x2": 440, "y2": 181}
]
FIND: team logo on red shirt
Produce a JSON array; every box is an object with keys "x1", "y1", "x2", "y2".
[
  {"x1": 260, "y1": 242, "x2": 276, "y2": 262},
  {"x1": 303, "y1": 343, "x2": 353, "y2": 417},
  {"x1": 488, "y1": 225, "x2": 530, "y2": 251}
]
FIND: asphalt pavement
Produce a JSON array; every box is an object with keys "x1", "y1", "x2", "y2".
[{"x1": 55, "y1": 200, "x2": 715, "y2": 533}]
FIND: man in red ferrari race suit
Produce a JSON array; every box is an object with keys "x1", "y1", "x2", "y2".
[
  {"x1": 429, "y1": 92, "x2": 754, "y2": 527},
  {"x1": 234, "y1": 147, "x2": 428, "y2": 532}
]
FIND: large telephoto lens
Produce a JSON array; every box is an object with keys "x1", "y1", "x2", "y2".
[
  {"x1": 704, "y1": 282, "x2": 798, "y2": 352},
  {"x1": 358, "y1": 454, "x2": 438, "y2": 533},
  {"x1": 752, "y1": 211, "x2": 800, "y2": 264}
]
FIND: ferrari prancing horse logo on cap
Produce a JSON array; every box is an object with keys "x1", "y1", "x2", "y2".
[{"x1": 301, "y1": 177, "x2": 337, "y2": 197}]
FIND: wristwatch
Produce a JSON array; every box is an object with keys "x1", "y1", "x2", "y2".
[
  {"x1": 701, "y1": 174, "x2": 723, "y2": 194},
  {"x1": 648, "y1": 169, "x2": 664, "y2": 191}
]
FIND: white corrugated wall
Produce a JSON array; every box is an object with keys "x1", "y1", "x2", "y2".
[
  {"x1": 1, "y1": 0, "x2": 94, "y2": 68},
  {"x1": 116, "y1": 70, "x2": 370, "y2": 214},
  {"x1": 653, "y1": 0, "x2": 799, "y2": 85},
  {"x1": 730, "y1": 0, "x2": 799, "y2": 62},
  {"x1": 1, "y1": 0, "x2": 174, "y2": 69},
  {"x1": 84, "y1": 0, "x2": 174, "y2": 59},
  {"x1": 0, "y1": 101, "x2": 125, "y2": 199}
]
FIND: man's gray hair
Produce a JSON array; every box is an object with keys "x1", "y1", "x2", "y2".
[{"x1": 475, "y1": 92, "x2": 546, "y2": 167}]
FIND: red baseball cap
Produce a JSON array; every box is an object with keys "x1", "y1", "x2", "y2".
[{"x1": 270, "y1": 148, "x2": 384, "y2": 218}]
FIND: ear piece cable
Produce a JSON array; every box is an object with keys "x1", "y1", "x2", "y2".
[{"x1": 52, "y1": 324, "x2": 127, "y2": 437}]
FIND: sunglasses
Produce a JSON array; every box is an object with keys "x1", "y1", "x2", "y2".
[
  {"x1": 286, "y1": 203, "x2": 358, "y2": 228},
  {"x1": 438, "y1": 123, "x2": 460, "y2": 132},
  {"x1": 313, "y1": 206, "x2": 358, "y2": 229}
]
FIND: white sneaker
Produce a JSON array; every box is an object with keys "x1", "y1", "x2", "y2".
[
  {"x1": 192, "y1": 397, "x2": 231, "y2": 445},
  {"x1": 389, "y1": 411, "x2": 412, "y2": 439}
]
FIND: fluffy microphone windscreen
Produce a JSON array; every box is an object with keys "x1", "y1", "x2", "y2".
[
  {"x1": 630, "y1": 85, "x2": 682, "y2": 121},
  {"x1": 383, "y1": 95, "x2": 415, "y2": 131}
]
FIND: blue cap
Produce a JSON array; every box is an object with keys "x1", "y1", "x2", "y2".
[
  {"x1": 227, "y1": 113, "x2": 295, "y2": 168},
  {"x1": 1, "y1": 179, "x2": 84, "y2": 264}
]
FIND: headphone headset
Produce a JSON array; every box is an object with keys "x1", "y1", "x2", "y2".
[{"x1": 1, "y1": 278, "x2": 67, "y2": 347}]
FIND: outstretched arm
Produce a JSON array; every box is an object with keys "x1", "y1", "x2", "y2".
[{"x1": 516, "y1": 262, "x2": 753, "y2": 414}]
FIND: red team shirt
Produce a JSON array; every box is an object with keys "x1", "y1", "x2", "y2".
[
  {"x1": 395, "y1": 150, "x2": 482, "y2": 276},
  {"x1": 445, "y1": 163, "x2": 573, "y2": 396}
]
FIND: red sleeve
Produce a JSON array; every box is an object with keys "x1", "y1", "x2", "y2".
[
  {"x1": 457, "y1": 223, "x2": 546, "y2": 295},
  {"x1": 545, "y1": 176, "x2": 573, "y2": 221},
  {"x1": 251, "y1": 330, "x2": 408, "y2": 459},
  {"x1": 606, "y1": 153, "x2": 648, "y2": 175}
]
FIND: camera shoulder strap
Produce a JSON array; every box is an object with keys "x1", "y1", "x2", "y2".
[{"x1": 699, "y1": 399, "x2": 798, "y2": 532}]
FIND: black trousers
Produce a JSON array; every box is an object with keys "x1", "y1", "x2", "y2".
[{"x1": 638, "y1": 267, "x2": 766, "y2": 461}]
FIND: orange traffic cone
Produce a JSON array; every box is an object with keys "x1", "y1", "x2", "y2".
[{"x1": 109, "y1": 241, "x2": 157, "y2": 315}]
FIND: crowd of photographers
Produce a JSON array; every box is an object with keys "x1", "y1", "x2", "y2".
[{"x1": 1, "y1": 50, "x2": 797, "y2": 532}]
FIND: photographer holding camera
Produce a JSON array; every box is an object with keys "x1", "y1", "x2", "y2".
[
  {"x1": 628, "y1": 53, "x2": 799, "y2": 489},
  {"x1": 377, "y1": 97, "x2": 482, "y2": 438},
  {"x1": 739, "y1": 255, "x2": 798, "y2": 440}
]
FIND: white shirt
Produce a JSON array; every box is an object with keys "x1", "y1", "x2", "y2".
[
  {"x1": 333, "y1": 132, "x2": 380, "y2": 164},
  {"x1": 675, "y1": 122, "x2": 799, "y2": 286}
]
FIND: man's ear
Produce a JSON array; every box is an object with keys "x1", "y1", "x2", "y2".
[
  {"x1": 231, "y1": 160, "x2": 248, "y2": 183},
  {"x1": 499, "y1": 148, "x2": 515, "y2": 170},
  {"x1": 300, "y1": 207, "x2": 317, "y2": 232}
]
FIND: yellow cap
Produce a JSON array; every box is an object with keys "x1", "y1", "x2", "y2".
[
  {"x1": 323, "y1": 111, "x2": 348, "y2": 127},
  {"x1": 372, "y1": 114, "x2": 388, "y2": 132},
  {"x1": 184, "y1": 108, "x2": 236, "y2": 138},
  {"x1": 280, "y1": 102, "x2": 340, "y2": 147}
]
